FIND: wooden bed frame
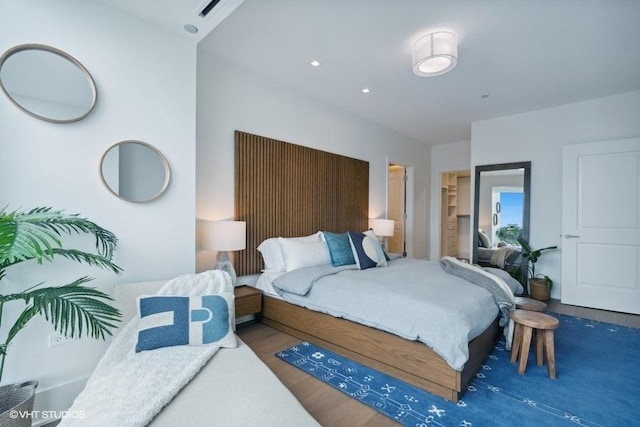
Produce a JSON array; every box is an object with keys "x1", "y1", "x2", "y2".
[
  {"x1": 261, "y1": 296, "x2": 500, "y2": 402},
  {"x1": 234, "y1": 130, "x2": 501, "y2": 402}
]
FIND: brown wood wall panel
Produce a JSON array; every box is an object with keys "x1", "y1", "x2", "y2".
[{"x1": 235, "y1": 130, "x2": 369, "y2": 276}]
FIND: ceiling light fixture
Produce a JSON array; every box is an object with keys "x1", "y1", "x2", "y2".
[
  {"x1": 361, "y1": 88, "x2": 371, "y2": 94},
  {"x1": 310, "y1": 60, "x2": 321, "y2": 67},
  {"x1": 412, "y1": 31, "x2": 458, "y2": 77}
]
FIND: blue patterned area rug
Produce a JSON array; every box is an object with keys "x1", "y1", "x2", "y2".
[{"x1": 276, "y1": 314, "x2": 640, "y2": 426}]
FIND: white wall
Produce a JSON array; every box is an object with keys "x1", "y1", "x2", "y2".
[
  {"x1": 195, "y1": 52, "x2": 430, "y2": 270},
  {"x1": 429, "y1": 140, "x2": 471, "y2": 259},
  {"x1": 0, "y1": 0, "x2": 197, "y2": 419},
  {"x1": 471, "y1": 90, "x2": 640, "y2": 299}
]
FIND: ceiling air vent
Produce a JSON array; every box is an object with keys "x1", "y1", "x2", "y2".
[{"x1": 199, "y1": 0, "x2": 223, "y2": 17}]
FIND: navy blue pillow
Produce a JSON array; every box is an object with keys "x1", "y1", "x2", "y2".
[
  {"x1": 323, "y1": 231, "x2": 356, "y2": 266},
  {"x1": 347, "y1": 231, "x2": 378, "y2": 270}
]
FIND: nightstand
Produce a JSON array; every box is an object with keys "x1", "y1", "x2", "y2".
[{"x1": 234, "y1": 285, "x2": 262, "y2": 318}]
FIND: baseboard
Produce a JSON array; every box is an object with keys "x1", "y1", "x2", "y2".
[{"x1": 31, "y1": 377, "x2": 89, "y2": 426}]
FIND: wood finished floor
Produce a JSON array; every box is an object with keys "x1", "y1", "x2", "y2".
[{"x1": 237, "y1": 299, "x2": 640, "y2": 426}]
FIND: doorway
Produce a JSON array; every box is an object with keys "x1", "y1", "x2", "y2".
[{"x1": 388, "y1": 164, "x2": 407, "y2": 256}]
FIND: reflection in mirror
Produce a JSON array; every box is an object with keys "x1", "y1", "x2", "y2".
[
  {"x1": 100, "y1": 141, "x2": 171, "y2": 203},
  {"x1": 0, "y1": 44, "x2": 97, "y2": 123},
  {"x1": 472, "y1": 162, "x2": 530, "y2": 279}
]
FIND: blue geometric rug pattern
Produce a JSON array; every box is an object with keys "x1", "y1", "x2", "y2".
[{"x1": 276, "y1": 314, "x2": 640, "y2": 426}]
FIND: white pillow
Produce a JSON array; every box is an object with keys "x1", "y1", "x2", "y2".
[
  {"x1": 278, "y1": 238, "x2": 331, "y2": 272},
  {"x1": 478, "y1": 230, "x2": 491, "y2": 248},
  {"x1": 257, "y1": 232, "x2": 321, "y2": 272}
]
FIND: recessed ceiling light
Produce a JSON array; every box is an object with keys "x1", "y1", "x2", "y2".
[
  {"x1": 361, "y1": 88, "x2": 371, "y2": 94},
  {"x1": 184, "y1": 24, "x2": 198, "y2": 34},
  {"x1": 310, "y1": 60, "x2": 321, "y2": 67},
  {"x1": 481, "y1": 94, "x2": 490, "y2": 99}
]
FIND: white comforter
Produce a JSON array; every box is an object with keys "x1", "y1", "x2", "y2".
[{"x1": 271, "y1": 258, "x2": 499, "y2": 371}]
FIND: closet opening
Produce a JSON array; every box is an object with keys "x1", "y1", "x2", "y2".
[{"x1": 440, "y1": 170, "x2": 471, "y2": 261}]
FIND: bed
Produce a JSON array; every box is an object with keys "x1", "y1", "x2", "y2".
[
  {"x1": 476, "y1": 246, "x2": 522, "y2": 270},
  {"x1": 476, "y1": 230, "x2": 522, "y2": 270},
  {"x1": 233, "y1": 131, "x2": 509, "y2": 402},
  {"x1": 62, "y1": 279, "x2": 319, "y2": 427},
  {"x1": 255, "y1": 253, "x2": 510, "y2": 403}
]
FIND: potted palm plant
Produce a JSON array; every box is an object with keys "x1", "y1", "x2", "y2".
[
  {"x1": 517, "y1": 236, "x2": 558, "y2": 301},
  {"x1": 0, "y1": 207, "x2": 122, "y2": 425}
]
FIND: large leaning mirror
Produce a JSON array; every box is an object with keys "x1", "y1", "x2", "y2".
[
  {"x1": 100, "y1": 141, "x2": 171, "y2": 203},
  {"x1": 472, "y1": 161, "x2": 531, "y2": 279},
  {"x1": 0, "y1": 44, "x2": 97, "y2": 123}
]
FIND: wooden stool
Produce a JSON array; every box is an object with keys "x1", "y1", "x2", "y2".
[
  {"x1": 514, "y1": 296, "x2": 547, "y2": 312},
  {"x1": 510, "y1": 309, "x2": 559, "y2": 379}
]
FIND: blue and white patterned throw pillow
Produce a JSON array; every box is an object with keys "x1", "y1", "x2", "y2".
[
  {"x1": 135, "y1": 294, "x2": 237, "y2": 352},
  {"x1": 348, "y1": 230, "x2": 388, "y2": 270}
]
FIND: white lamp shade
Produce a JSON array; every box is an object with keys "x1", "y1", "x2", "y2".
[
  {"x1": 202, "y1": 220, "x2": 246, "y2": 251},
  {"x1": 369, "y1": 218, "x2": 395, "y2": 237},
  {"x1": 412, "y1": 31, "x2": 458, "y2": 77}
]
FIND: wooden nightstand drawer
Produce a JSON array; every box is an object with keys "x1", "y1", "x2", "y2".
[{"x1": 234, "y1": 285, "x2": 262, "y2": 317}]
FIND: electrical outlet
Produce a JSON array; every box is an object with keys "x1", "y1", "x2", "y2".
[{"x1": 48, "y1": 333, "x2": 76, "y2": 347}]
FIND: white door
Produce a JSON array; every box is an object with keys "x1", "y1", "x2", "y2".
[{"x1": 562, "y1": 137, "x2": 640, "y2": 314}]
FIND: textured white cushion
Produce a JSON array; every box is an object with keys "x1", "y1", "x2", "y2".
[
  {"x1": 278, "y1": 238, "x2": 331, "y2": 272},
  {"x1": 111, "y1": 281, "x2": 319, "y2": 427},
  {"x1": 149, "y1": 338, "x2": 319, "y2": 427}
]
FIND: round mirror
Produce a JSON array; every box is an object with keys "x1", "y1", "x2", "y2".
[
  {"x1": 0, "y1": 44, "x2": 97, "y2": 123},
  {"x1": 100, "y1": 141, "x2": 171, "y2": 203}
]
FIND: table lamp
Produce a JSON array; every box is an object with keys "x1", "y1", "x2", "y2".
[
  {"x1": 202, "y1": 220, "x2": 246, "y2": 286},
  {"x1": 369, "y1": 218, "x2": 394, "y2": 250}
]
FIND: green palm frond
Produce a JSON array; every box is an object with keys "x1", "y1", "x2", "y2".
[
  {"x1": 3, "y1": 277, "x2": 122, "y2": 345},
  {"x1": 0, "y1": 206, "x2": 124, "y2": 383},
  {"x1": 0, "y1": 207, "x2": 121, "y2": 278},
  {"x1": 49, "y1": 249, "x2": 122, "y2": 274}
]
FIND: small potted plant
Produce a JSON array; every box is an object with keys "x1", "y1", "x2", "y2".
[
  {"x1": 0, "y1": 207, "x2": 122, "y2": 425},
  {"x1": 517, "y1": 237, "x2": 558, "y2": 301}
]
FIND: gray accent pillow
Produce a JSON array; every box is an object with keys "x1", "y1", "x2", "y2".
[
  {"x1": 478, "y1": 230, "x2": 491, "y2": 248},
  {"x1": 484, "y1": 267, "x2": 525, "y2": 295}
]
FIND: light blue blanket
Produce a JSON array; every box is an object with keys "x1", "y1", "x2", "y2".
[{"x1": 272, "y1": 258, "x2": 499, "y2": 371}]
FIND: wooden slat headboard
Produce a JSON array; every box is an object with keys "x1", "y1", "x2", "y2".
[{"x1": 234, "y1": 130, "x2": 369, "y2": 276}]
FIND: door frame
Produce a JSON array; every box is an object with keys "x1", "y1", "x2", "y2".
[{"x1": 386, "y1": 158, "x2": 414, "y2": 258}]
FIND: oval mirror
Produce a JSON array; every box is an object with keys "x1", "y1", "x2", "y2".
[
  {"x1": 0, "y1": 44, "x2": 97, "y2": 123},
  {"x1": 100, "y1": 141, "x2": 171, "y2": 203}
]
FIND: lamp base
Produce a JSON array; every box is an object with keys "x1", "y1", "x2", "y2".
[{"x1": 215, "y1": 251, "x2": 237, "y2": 286}]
